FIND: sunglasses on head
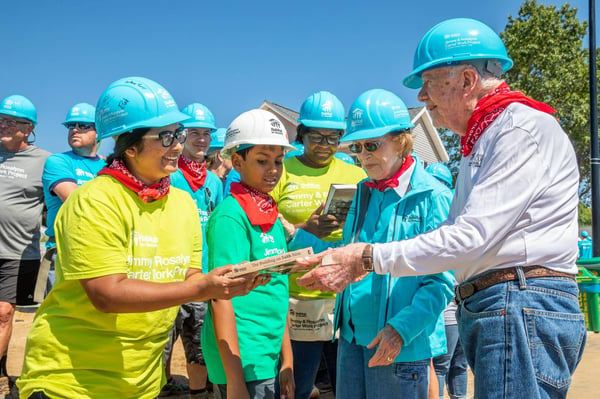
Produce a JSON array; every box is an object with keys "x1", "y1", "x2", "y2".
[
  {"x1": 65, "y1": 122, "x2": 94, "y2": 130},
  {"x1": 348, "y1": 141, "x2": 382, "y2": 153},
  {"x1": 143, "y1": 125, "x2": 188, "y2": 147}
]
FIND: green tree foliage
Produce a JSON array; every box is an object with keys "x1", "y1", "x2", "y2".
[
  {"x1": 579, "y1": 202, "x2": 592, "y2": 226},
  {"x1": 501, "y1": 0, "x2": 593, "y2": 201}
]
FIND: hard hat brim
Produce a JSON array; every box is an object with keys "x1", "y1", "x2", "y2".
[
  {"x1": 298, "y1": 119, "x2": 346, "y2": 130},
  {"x1": 340, "y1": 124, "x2": 414, "y2": 142},
  {"x1": 96, "y1": 110, "x2": 190, "y2": 141}
]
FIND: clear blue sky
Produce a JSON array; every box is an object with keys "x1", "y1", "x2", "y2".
[{"x1": 1, "y1": 0, "x2": 597, "y2": 156}]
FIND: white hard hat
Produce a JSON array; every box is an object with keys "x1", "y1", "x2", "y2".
[{"x1": 221, "y1": 109, "x2": 295, "y2": 159}]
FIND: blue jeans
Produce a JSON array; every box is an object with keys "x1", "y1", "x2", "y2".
[
  {"x1": 457, "y1": 272, "x2": 586, "y2": 399},
  {"x1": 214, "y1": 378, "x2": 275, "y2": 399},
  {"x1": 432, "y1": 324, "x2": 468, "y2": 398},
  {"x1": 275, "y1": 340, "x2": 337, "y2": 399},
  {"x1": 336, "y1": 337, "x2": 430, "y2": 399}
]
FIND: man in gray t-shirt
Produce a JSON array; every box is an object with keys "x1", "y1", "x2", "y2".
[{"x1": 0, "y1": 94, "x2": 49, "y2": 394}]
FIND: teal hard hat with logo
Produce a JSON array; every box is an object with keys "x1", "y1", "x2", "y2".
[
  {"x1": 298, "y1": 91, "x2": 346, "y2": 130},
  {"x1": 342, "y1": 89, "x2": 414, "y2": 142},
  {"x1": 209, "y1": 128, "x2": 227, "y2": 150},
  {"x1": 335, "y1": 152, "x2": 356, "y2": 165},
  {"x1": 63, "y1": 103, "x2": 96, "y2": 126},
  {"x1": 95, "y1": 76, "x2": 190, "y2": 141},
  {"x1": 181, "y1": 103, "x2": 217, "y2": 131},
  {"x1": 403, "y1": 18, "x2": 513, "y2": 89},
  {"x1": 0, "y1": 95, "x2": 37, "y2": 125}
]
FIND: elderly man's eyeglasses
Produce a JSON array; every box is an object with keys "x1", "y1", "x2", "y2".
[
  {"x1": 307, "y1": 132, "x2": 341, "y2": 146},
  {"x1": 65, "y1": 122, "x2": 94, "y2": 130},
  {"x1": 0, "y1": 117, "x2": 32, "y2": 128},
  {"x1": 348, "y1": 141, "x2": 382, "y2": 153},
  {"x1": 143, "y1": 126, "x2": 188, "y2": 147}
]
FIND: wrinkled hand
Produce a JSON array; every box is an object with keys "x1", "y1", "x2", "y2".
[
  {"x1": 278, "y1": 366, "x2": 295, "y2": 399},
  {"x1": 295, "y1": 243, "x2": 370, "y2": 293},
  {"x1": 201, "y1": 266, "x2": 271, "y2": 300},
  {"x1": 298, "y1": 203, "x2": 343, "y2": 239},
  {"x1": 366, "y1": 324, "x2": 404, "y2": 367}
]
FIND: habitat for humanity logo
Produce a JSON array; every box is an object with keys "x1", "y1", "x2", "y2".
[
  {"x1": 321, "y1": 100, "x2": 333, "y2": 118},
  {"x1": 269, "y1": 118, "x2": 283, "y2": 135},
  {"x1": 195, "y1": 109, "x2": 206, "y2": 120},
  {"x1": 351, "y1": 108, "x2": 363, "y2": 128}
]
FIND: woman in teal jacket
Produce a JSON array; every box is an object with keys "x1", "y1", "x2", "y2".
[{"x1": 287, "y1": 89, "x2": 455, "y2": 399}]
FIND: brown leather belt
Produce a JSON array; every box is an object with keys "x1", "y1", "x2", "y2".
[{"x1": 456, "y1": 266, "x2": 576, "y2": 301}]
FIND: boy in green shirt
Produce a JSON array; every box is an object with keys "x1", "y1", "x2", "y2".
[{"x1": 201, "y1": 109, "x2": 296, "y2": 399}]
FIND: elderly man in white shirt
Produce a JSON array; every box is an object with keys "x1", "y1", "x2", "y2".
[{"x1": 297, "y1": 18, "x2": 586, "y2": 399}]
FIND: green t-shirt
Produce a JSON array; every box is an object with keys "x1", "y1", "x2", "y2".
[
  {"x1": 270, "y1": 156, "x2": 366, "y2": 299},
  {"x1": 201, "y1": 195, "x2": 289, "y2": 384},
  {"x1": 17, "y1": 175, "x2": 202, "y2": 399}
]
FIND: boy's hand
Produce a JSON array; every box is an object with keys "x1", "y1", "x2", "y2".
[
  {"x1": 279, "y1": 366, "x2": 295, "y2": 399},
  {"x1": 196, "y1": 266, "x2": 270, "y2": 300}
]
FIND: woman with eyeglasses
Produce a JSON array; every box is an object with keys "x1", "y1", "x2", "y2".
[
  {"x1": 17, "y1": 77, "x2": 265, "y2": 399},
  {"x1": 285, "y1": 89, "x2": 455, "y2": 399},
  {"x1": 271, "y1": 91, "x2": 366, "y2": 399},
  {"x1": 162, "y1": 102, "x2": 223, "y2": 398}
]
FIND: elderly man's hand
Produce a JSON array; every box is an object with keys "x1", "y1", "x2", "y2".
[{"x1": 295, "y1": 242, "x2": 370, "y2": 293}]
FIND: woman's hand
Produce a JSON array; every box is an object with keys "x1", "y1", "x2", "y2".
[
  {"x1": 190, "y1": 266, "x2": 271, "y2": 301},
  {"x1": 366, "y1": 324, "x2": 404, "y2": 367},
  {"x1": 297, "y1": 203, "x2": 343, "y2": 239}
]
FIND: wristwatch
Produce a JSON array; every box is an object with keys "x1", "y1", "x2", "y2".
[{"x1": 361, "y1": 244, "x2": 374, "y2": 272}]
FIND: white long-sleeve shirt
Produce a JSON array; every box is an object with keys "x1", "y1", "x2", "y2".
[{"x1": 373, "y1": 102, "x2": 580, "y2": 283}]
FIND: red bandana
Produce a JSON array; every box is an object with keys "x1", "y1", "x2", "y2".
[
  {"x1": 229, "y1": 182, "x2": 279, "y2": 233},
  {"x1": 178, "y1": 155, "x2": 207, "y2": 192},
  {"x1": 462, "y1": 82, "x2": 556, "y2": 157},
  {"x1": 98, "y1": 159, "x2": 171, "y2": 203},
  {"x1": 365, "y1": 155, "x2": 414, "y2": 192}
]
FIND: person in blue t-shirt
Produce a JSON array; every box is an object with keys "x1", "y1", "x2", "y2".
[
  {"x1": 162, "y1": 103, "x2": 224, "y2": 399},
  {"x1": 578, "y1": 231, "x2": 593, "y2": 260},
  {"x1": 41, "y1": 103, "x2": 105, "y2": 296}
]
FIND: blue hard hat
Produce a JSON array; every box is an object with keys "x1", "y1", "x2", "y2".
[
  {"x1": 0, "y1": 95, "x2": 37, "y2": 125},
  {"x1": 95, "y1": 77, "x2": 189, "y2": 141},
  {"x1": 209, "y1": 128, "x2": 227, "y2": 150},
  {"x1": 181, "y1": 103, "x2": 217, "y2": 131},
  {"x1": 63, "y1": 103, "x2": 96, "y2": 126},
  {"x1": 298, "y1": 91, "x2": 346, "y2": 130},
  {"x1": 342, "y1": 89, "x2": 414, "y2": 142},
  {"x1": 403, "y1": 18, "x2": 513, "y2": 89},
  {"x1": 581, "y1": 231, "x2": 590, "y2": 238},
  {"x1": 335, "y1": 152, "x2": 356, "y2": 165},
  {"x1": 426, "y1": 163, "x2": 453, "y2": 187}
]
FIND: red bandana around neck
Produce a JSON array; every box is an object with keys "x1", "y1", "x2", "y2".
[
  {"x1": 178, "y1": 155, "x2": 207, "y2": 192},
  {"x1": 461, "y1": 82, "x2": 556, "y2": 157},
  {"x1": 365, "y1": 155, "x2": 414, "y2": 192},
  {"x1": 229, "y1": 182, "x2": 279, "y2": 233},
  {"x1": 98, "y1": 159, "x2": 171, "y2": 203}
]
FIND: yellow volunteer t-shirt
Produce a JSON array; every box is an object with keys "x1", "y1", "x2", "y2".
[
  {"x1": 17, "y1": 175, "x2": 202, "y2": 399},
  {"x1": 271, "y1": 156, "x2": 366, "y2": 299}
]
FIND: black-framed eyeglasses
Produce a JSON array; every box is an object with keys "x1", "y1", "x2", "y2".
[
  {"x1": 306, "y1": 132, "x2": 341, "y2": 146},
  {"x1": 65, "y1": 122, "x2": 94, "y2": 130},
  {"x1": 0, "y1": 117, "x2": 32, "y2": 128},
  {"x1": 143, "y1": 125, "x2": 188, "y2": 147},
  {"x1": 348, "y1": 141, "x2": 382, "y2": 154}
]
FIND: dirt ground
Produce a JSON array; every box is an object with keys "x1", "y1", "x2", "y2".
[{"x1": 6, "y1": 306, "x2": 600, "y2": 399}]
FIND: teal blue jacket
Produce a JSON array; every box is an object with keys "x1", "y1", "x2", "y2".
[{"x1": 290, "y1": 154, "x2": 455, "y2": 361}]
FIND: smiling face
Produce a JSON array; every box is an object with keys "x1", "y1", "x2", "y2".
[
  {"x1": 0, "y1": 115, "x2": 34, "y2": 151},
  {"x1": 417, "y1": 66, "x2": 472, "y2": 135},
  {"x1": 232, "y1": 145, "x2": 284, "y2": 193},
  {"x1": 300, "y1": 128, "x2": 342, "y2": 168},
  {"x1": 182, "y1": 127, "x2": 212, "y2": 162},
  {"x1": 354, "y1": 133, "x2": 412, "y2": 181},
  {"x1": 124, "y1": 123, "x2": 183, "y2": 185}
]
